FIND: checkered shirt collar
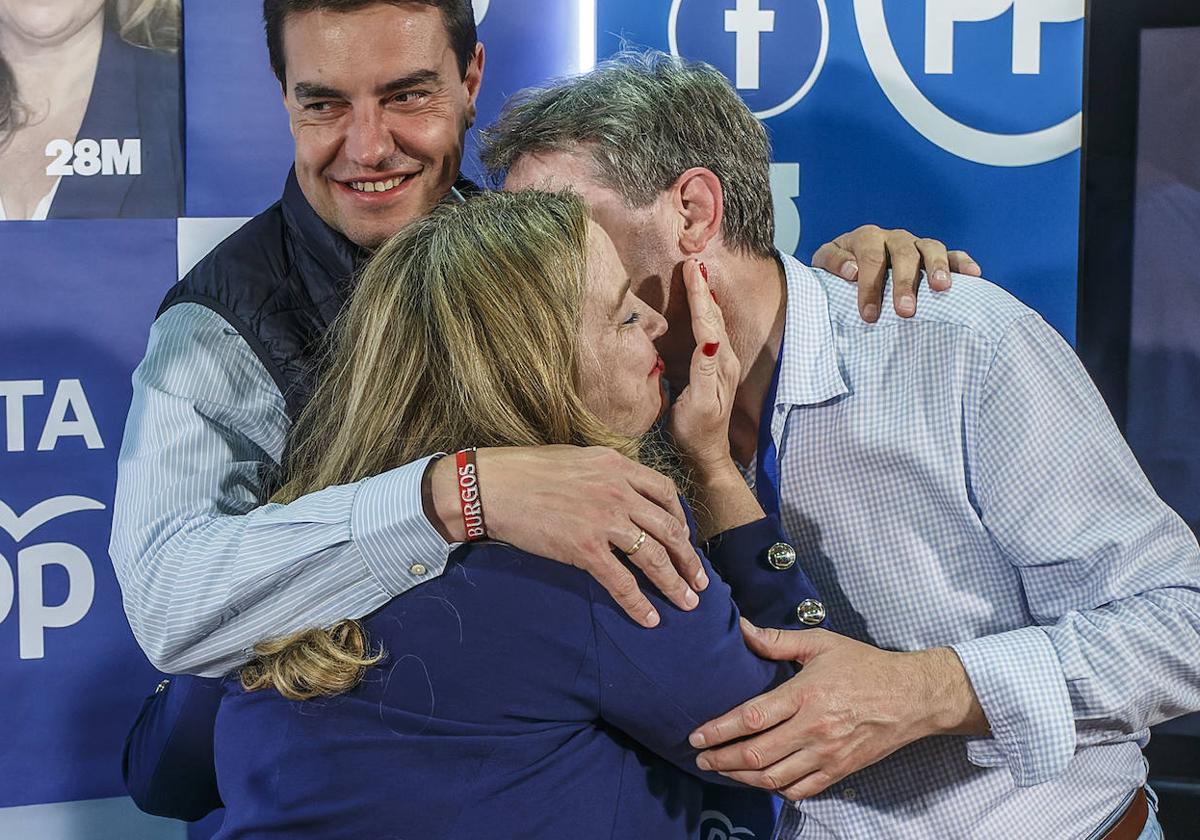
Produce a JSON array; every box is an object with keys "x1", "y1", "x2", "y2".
[{"x1": 774, "y1": 252, "x2": 851, "y2": 409}]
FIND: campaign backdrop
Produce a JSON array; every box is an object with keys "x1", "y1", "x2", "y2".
[
  {"x1": 0, "y1": 4, "x2": 183, "y2": 221},
  {"x1": 598, "y1": 0, "x2": 1084, "y2": 335},
  {"x1": 1, "y1": 1, "x2": 1095, "y2": 837}
]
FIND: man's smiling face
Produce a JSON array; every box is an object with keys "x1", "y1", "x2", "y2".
[{"x1": 281, "y1": 3, "x2": 483, "y2": 249}]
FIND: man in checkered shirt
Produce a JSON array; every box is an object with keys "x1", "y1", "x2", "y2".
[{"x1": 485, "y1": 51, "x2": 1198, "y2": 840}]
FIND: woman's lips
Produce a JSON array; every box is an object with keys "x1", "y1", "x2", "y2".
[{"x1": 650, "y1": 355, "x2": 665, "y2": 376}]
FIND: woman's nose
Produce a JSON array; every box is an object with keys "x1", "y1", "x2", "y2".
[{"x1": 645, "y1": 307, "x2": 669, "y2": 341}]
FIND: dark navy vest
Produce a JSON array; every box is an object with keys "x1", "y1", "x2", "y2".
[{"x1": 158, "y1": 169, "x2": 477, "y2": 421}]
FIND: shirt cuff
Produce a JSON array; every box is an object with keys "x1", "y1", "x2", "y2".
[
  {"x1": 351, "y1": 455, "x2": 452, "y2": 596},
  {"x1": 951, "y1": 626, "x2": 1075, "y2": 786},
  {"x1": 705, "y1": 514, "x2": 828, "y2": 630}
]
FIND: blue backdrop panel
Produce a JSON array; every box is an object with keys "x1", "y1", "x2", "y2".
[
  {"x1": 462, "y1": 0, "x2": 584, "y2": 184},
  {"x1": 0, "y1": 13, "x2": 182, "y2": 222},
  {"x1": 184, "y1": 0, "x2": 583, "y2": 218},
  {"x1": 598, "y1": 0, "x2": 1083, "y2": 339},
  {"x1": 0, "y1": 221, "x2": 176, "y2": 807},
  {"x1": 183, "y1": 1, "x2": 294, "y2": 218}
]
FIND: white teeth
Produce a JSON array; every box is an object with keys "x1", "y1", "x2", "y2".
[{"x1": 349, "y1": 177, "x2": 405, "y2": 193}]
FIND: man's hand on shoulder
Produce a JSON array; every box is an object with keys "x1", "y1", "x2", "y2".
[
  {"x1": 687, "y1": 621, "x2": 988, "y2": 800},
  {"x1": 812, "y1": 225, "x2": 982, "y2": 323},
  {"x1": 424, "y1": 446, "x2": 707, "y2": 628}
]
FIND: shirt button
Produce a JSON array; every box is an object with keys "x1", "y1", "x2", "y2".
[
  {"x1": 842, "y1": 787, "x2": 857, "y2": 801},
  {"x1": 766, "y1": 542, "x2": 796, "y2": 570},
  {"x1": 796, "y1": 599, "x2": 826, "y2": 626},
  {"x1": 411, "y1": 563, "x2": 428, "y2": 576}
]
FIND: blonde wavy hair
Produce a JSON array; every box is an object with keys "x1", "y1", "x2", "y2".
[
  {"x1": 239, "y1": 190, "x2": 647, "y2": 700},
  {"x1": 114, "y1": 0, "x2": 181, "y2": 52}
]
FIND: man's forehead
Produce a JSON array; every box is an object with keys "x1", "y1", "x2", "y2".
[
  {"x1": 505, "y1": 151, "x2": 624, "y2": 211},
  {"x1": 506, "y1": 151, "x2": 589, "y2": 189},
  {"x1": 283, "y1": 4, "x2": 451, "y2": 86}
]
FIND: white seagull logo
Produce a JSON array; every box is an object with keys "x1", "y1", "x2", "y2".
[{"x1": 0, "y1": 496, "x2": 106, "y2": 542}]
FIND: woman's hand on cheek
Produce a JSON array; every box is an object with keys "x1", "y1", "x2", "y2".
[{"x1": 667, "y1": 260, "x2": 741, "y2": 478}]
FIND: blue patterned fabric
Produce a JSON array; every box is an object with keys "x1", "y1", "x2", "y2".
[{"x1": 760, "y1": 254, "x2": 1200, "y2": 840}]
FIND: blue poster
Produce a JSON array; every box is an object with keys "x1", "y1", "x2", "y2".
[
  {"x1": 0, "y1": 221, "x2": 181, "y2": 835},
  {"x1": 0, "y1": 4, "x2": 182, "y2": 222},
  {"x1": 598, "y1": 0, "x2": 1083, "y2": 338}
]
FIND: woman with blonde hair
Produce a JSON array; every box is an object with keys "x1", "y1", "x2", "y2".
[
  {"x1": 211, "y1": 189, "x2": 826, "y2": 839},
  {"x1": 0, "y1": 0, "x2": 181, "y2": 220}
]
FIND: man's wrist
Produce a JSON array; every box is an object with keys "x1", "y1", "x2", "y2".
[{"x1": 914, "y1": 647, "x2": 990, "y2": 737}]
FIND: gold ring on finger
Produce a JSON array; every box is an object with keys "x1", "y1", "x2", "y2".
[{"x1": 624, "y1": 529, "x2": 648, "y2": 556}]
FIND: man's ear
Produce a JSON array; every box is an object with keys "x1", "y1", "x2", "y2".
[
  {"x1": 463, "y1": 43, "x2": 486, "y2": 128},
  {"x1": 673, "y1": 168, "x2": 724, "y2": 257}
]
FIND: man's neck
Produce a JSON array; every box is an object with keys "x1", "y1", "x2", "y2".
[{"x1": 717, "y1": 252, "x2": 788, "y2": 467}]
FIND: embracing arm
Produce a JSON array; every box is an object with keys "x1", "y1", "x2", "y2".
[
  {"x1": 690, "y1": 313, "x2": 1200, "y2": 799},
  {"x1": 113, "y1": 306, "x2": 706, "y2": 674},
  {"x1": 110, "y1": 304, "x2": 451, "y2": 675},
  {"x1": 123, "y1": 674, "x2": 224, "y2": 821}
]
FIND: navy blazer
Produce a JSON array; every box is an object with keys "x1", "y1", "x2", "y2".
[
  {"x1": 47, "y1": 15, "x2": 182, "y2": 219},
  {"x1": 125, "y1": 514, "x2": 828, "y2": 837}
]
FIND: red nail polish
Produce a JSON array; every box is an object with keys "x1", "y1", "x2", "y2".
[
  {"x1": 710, "y1": 290, "x2": 718, "y2": 303},
  {"x1": 702, "y1": 342, "x2": 720, "y2": 357},
  {"x1": 699, "y1": 262, "x2": 709, "y2": 281}
]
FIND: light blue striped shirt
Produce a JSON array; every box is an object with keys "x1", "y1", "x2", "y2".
[
  {"x1": 762, "y1": 255, "x2": 1200, "y2": 840},
  {"x1": 110, "y1": 302, "x2": 450, "y2": 677}
]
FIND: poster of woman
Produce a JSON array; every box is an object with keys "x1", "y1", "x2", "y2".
[{"x1": 0, "y1": 0, "x2": 181, "y2": 221}]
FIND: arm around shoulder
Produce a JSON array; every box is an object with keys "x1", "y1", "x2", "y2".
[{"x1": 110, "y1": 304, "x2": 451, "y2": 675}]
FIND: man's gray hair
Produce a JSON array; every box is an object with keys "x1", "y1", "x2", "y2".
[{"x1": 480, "y1": 51, "x2": 776, "y2": 259}]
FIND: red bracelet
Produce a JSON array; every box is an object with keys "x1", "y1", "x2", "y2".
[{"x1": 455, "y1": 448, "x2": 488, "y2": 541}]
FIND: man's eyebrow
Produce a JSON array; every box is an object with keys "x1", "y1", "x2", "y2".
[
  {"x1": 377, "y1": 70, "x2": 441, "y2": 96},
  {"x1": 293, "y1": 82, "x2": 345, "y2": 101},
  {"x1": 292, "y1": 71, "x2": 441, "y2": 102}
]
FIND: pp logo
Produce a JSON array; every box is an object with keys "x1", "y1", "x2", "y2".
[
  {"x1": 669, "y1": 0, "x2": 829, "y2": 120},
  {"x1": 855, "y1": 0, "x2": 1084, "y2": 166},
  {"x1": 699, "y1": 810, "x2": 756, "y2": 840},
  {"x1": 0, "y1": 496, "x2": 103, "y2": 659}
]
